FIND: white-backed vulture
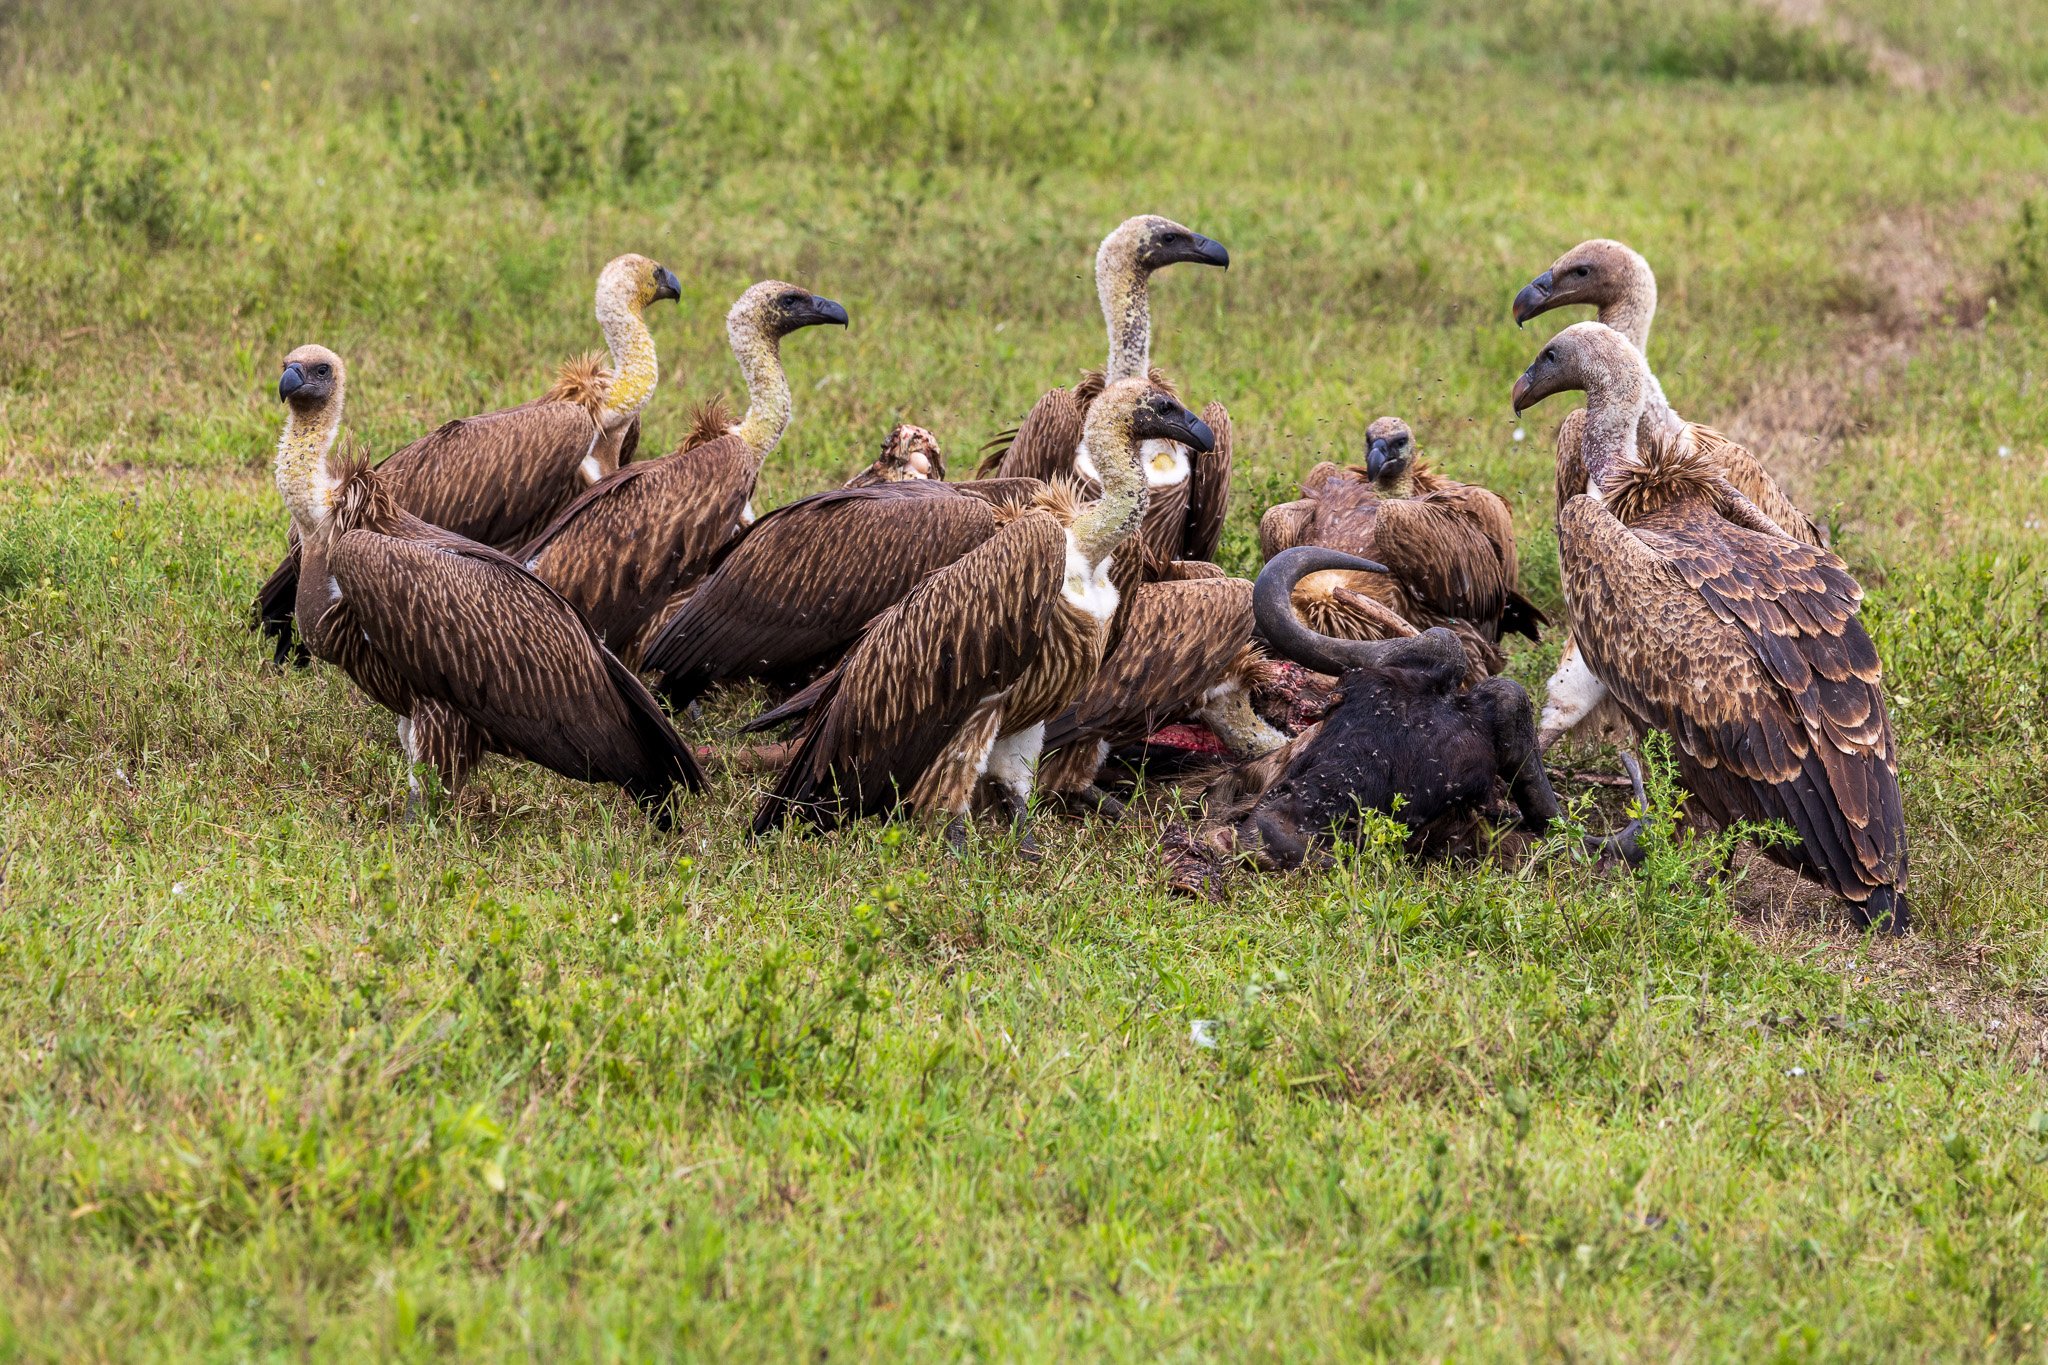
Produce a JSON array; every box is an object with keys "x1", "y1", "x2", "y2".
[
  {"x1": 270, "y1": 346, "x2": 702, "y2": 820},
  {"x1": 978, "y1": 215, "x2": 1233, "y2": 569},
  {"x1": 519, "y1": 280, "x2": 846, "y2": 659},
  {"x1": 755, "y1": 380, "x2": 1216, "y2": 851},
  {"x1": 1511, "y1": 238, "x2": 1826, "y2": 748},
  {"x1": 253, "y1": 253, "x2": 681, "y2": 662},
  {"x1": 1511, "y1": 323, "x2": 1906, "y2": 931},
  {"x1": 641, "y1": 472, "x2": 1045, "y2": 709},
  {"x1": 1257, "y1": 416, "x2": 1545, "y2": 681}
]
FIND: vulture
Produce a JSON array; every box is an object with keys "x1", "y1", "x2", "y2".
[
  {"x1": 1511, "y1": 238, "x2": 1827, "y2": 747},
  {"x1": 640, "y1": 460, "x2": 1043, "y2": 709},
  {"x1": 843, "y1": 423, "x2": 946, "y2": 487},
  {"x1": 978, "y1": 214, "x2": 1234, "y2": 569},
  {"x1": 519, "y1": 279, "x2": 847, "y2": 660},
  {"x1": 1257, "y1": 416, "x2": 1545, "y2": 681},
  {"x1": 1511, "y1": 323, "x2": 1906, "y2": 931},
  {"x1": 1033, "y1": 568, "x2": 1289, "y2": 817},
  {"x1": 755, "y1": 379, "x2": 1215, "y2": 851},
  {"x1": 253, "y1": 253, "x2": 681, "y2": 663},
  {"x1": 268, "y1": 346, "x2": 703, "y2": 820}
]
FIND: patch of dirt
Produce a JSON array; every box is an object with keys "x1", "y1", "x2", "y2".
[
  {"x1": 1718, "y1": 206, "x2": 1994, "y2": 499},
  {"x1": 1731, "y1": 851, "x2": 2048, "y2": 1066},
  {"x1": 1753, "y1": 0, "x2": 1934, "y2": 93}
]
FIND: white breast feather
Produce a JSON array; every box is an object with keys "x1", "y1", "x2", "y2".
[{"x1": 1062, "y1": 533, "x2": 1120, "y2": 623}]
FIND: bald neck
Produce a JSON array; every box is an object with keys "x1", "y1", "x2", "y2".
[
  {"x1": 727, "y1": 313, "x2": 791, "y2": 461},
  {"x1": 1071, "y1": 414, "x2": 1149, "y2": 567},
  {"x1": 1578, "y1": 356, "x2": 1652, "y2": 489},
  {"x1": 595, "y1": 283, "x2": 658, "y2": 427},
  {"x1": 275, "y1": 393, "x2": 344, "y2": 533},
  {"x1": 1096, "y1": 246, "x2": 1152, "y2": 384},
  {"x1": 1598, "y1": 277, "x2": 1656, "y2": 355}
]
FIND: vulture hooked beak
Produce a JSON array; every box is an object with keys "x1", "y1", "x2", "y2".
[
  {"x1": 1134, "y1": 400, "x2": 1216, "y2": 454},
  {"x1": 796, "y1": 294, "x2": 850, "y2": 330},
  {"x1": 652, "y1": 265, "x2": 682, "y2": 303},
  {"x1": 1365, "y1": 436, "x2": 1392, "y2": 481},
  {"x1": 1184, "y1": 233, "x2": 1231, "y2": 269},
  {"x1": 278, "y1": 362, "x2": 306, "y2": 402},
  {"x1": 1512, "y1": 270, "x2": 1554, "y2": 327}
]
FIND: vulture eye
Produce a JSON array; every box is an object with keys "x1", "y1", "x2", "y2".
[
  {"x1": 313, "y1": 364, "x2": 331, "y2": 377},
  {"x1": 1571, "y1": 265, "x2": 1590, "y2": 277},
  {"x1": 1541, "y1": 348, "x2": 1556, "y2": 363},
  {"x1": 779, "y1": 292, "x2": 804, "y2": 306}
]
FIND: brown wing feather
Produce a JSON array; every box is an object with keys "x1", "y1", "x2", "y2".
[
  {"x1": 754, "y1": 513, "x2": 1067, "y2": 833},
  {"x1": 519, "y1": 432, "x2": 756, "y2": 650},
  {"x1": 1182, "y1": 400, "x2": 1232, "y2": 563},
  {"x1": 1560, "y1": 492, "x2": 1902, "y2": 907},
  {"x1": 1040, "y1": 576, "x2": 1255, "y2": 756},
  {"x1": 1371, "y1": 484, "x2": 1516, "y2": 629},
  {"x1": 329, "y1": 525, "x2": 702, "y2": 807},
  {"x1": 980, "y1": 387, "x2": 1087, "y2": 481},
  {"x1": 642, "y1": 482, "x2": 1004, "y2": 705},
  {"x1": 378, "y1": 402, "x2": 604, "y2": 549},
  {"x1": 1259, "y1": 498, "x2": 1317, "y2": 561}
]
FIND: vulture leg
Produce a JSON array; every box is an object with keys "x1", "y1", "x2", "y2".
[
  {"x1": 399, "y1": 703, "x2": 485, "y2": 819},
  {"x1": 984, "y1": 723, "x2": 1047, "y2": 862}
]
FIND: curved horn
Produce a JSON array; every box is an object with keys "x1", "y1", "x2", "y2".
[{"x1": 1253, "y1": 547, "x2": 1464, "y2": 675}]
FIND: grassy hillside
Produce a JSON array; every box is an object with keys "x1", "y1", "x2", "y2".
[{"x1": 3, "y1": 0, "x2": 2048, "y2": 1356}]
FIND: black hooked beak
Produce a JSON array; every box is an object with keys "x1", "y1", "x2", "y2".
[
  {"x1": 1512, "y1": 270, "x2": 1554, "y2": 327},
  {"x1": 1189, "y1": 233, "x2": 1230, "y2": 269},
  {"x1": 652, "y1": 265, "x2": 682, "y2": 303},
  {"x1": 1135, "y1": 401, "x2": 1215, "y2": 454},
  {"x1": 278, "y1": 362, "x2": 306, "y2": 401},
  {"x1": 1365, "y1": 437, "x2": 1391, "y2": 481},
  {"x1": 802, "y1": 294, "x2": 849, "y2": 329},
  {"x1": 1510, "y1": 369, "x2": 1537, "y2": 416}
]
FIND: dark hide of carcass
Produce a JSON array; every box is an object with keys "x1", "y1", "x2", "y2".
[{"x1": 1165, "y1": 547, "x2": 1563, "y2": 897}]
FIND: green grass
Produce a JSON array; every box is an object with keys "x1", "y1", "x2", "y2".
[{"x1": 4, "y1": 0, "x2": 2048, "y2": 1357}]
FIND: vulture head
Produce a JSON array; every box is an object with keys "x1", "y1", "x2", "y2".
[
  {"x1": 277, "y1": 343, "x2": 344, "y2": 412},
  {"x1": 1254, "y1": 547, "x2": 1466, "y2": 678},
  {"x1": 1100, "y1": 214, "x2": 1231, "y2": 277},
  {"x1": 1362, "y1": 416, "x2": 1416, "y2": 490},
  {"x1": 1510, "y1": 321, "x2": 1648, "y2": 415},
  {"x1": 1086, "y1": 378, "x2": 1216, "y2": 469},
  {"x1": 597, "y1": 253, "x2": 683, "y2": 316},
  {"x1": 730, "y1": 280, "x2": 850, "y2": 341},
  {"x1": 874, "y1": 424, "x2": 945, "y2": 481},
  {"x1": 1512, "y1": 239, "x2": 1657, "y2": 346}
]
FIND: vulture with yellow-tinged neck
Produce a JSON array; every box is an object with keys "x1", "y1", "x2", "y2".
[
  {"x1": 1511, "y1": 322, "x2": 1906, "y2": 931},
  {"x1": 1511, "y1": 238, "x2": 1826, "y2": 747},
  {"x1": 1258, "y1": 416, "x2": 1545, "y2": 682},
  {"x1": 519, "y1": 279, "x2": 846, "y2": 660},
  {"x1": 268, "y1": 345, "x2": 702, "y2": 820},
  {"x1": 253, "y1": 253, "x2": 680, "y2": 663},
  {"x1": 756, "y1": 380, "x2": 1215, "y2": 851},
  {"x1": 979, "y1": 215, "x2": 1233, "y2": 569}
]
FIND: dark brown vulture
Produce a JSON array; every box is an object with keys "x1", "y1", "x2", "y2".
[
  {"x1": 640, "y1": 472, "x2": 1045, "y2": 709},
  {"x1": 1511, "y1": 322, "x2": 1906, "y2": 931},
  {"x1": 755, "y1": 380, "x2": 1215, "y2": 852},
  {"x1": 978, "y1": 215, "x2": 1234, "y2": 569},
  {"x1": 519, "y1": 279, "x2": 846, "y2": 660},
  {"x1": 1258, "y1": 416, "x2": 1545, "y2": 681},
  {"x1": 269, "y1": 346, "x2": 702, "y2": 821},
  {"x1": 253, "y1": 253, "x2": 681, "y2": 663},
  {"x1": 1510, "y1": 238, "x2": 1827, "y2": 747}
]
